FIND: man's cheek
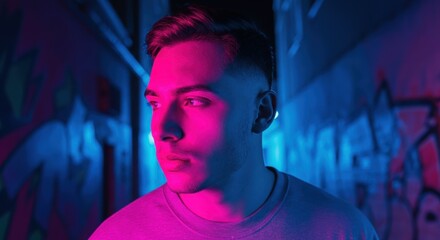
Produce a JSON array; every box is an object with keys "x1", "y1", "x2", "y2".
[{"x1": 189, "y1": 119, "x2": 225, "y2": 148}]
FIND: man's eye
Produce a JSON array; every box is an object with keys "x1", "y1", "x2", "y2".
[
  {"x1": 183, "y1": 97, "x2": 210, "y2": 107},
  {"x1": 147, "y1": 101, "x2": 161, "y2": 110}
]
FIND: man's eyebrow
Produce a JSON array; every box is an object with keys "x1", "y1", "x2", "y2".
[
  {"x1": 175, "y1": 85, "x2": 215, "y2": 94},
  {"x1": 144, "y1": 85, "x2": 215, "y2": 97}
]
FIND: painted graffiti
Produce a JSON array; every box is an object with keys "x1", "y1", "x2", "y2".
[
  {"x1": 0, "y1": 2, "x2": 131, "y2": 239},
  {"x1": 286, "y1": 80, "x2": 440, "y2": 240}
]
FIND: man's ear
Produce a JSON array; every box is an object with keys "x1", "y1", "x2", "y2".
[{"x1": 252, "y1": 90, "x2": 277, "y2": 134}]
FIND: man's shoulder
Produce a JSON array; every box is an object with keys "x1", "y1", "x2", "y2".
[
  {"x1": 280, "y1": 172, "x2": 378, "y2": 239},
  {"x1": 284, "y1": 173, "x2": 358, "y2": 213},
  {"x1": 90, "y1": 185, "x2": 170, "y2": 239}
]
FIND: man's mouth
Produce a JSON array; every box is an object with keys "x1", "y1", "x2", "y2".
[
  {"x1": 161, "y1": 154, "x2": 190, "y2": 172},
  {"x1": 166, "y1": 154, "x2": 189, "y2": 161}
]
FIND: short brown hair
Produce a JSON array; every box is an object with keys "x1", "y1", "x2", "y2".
[{"x1": 146, "y1": 5, "x2": 274, "y2": 89}]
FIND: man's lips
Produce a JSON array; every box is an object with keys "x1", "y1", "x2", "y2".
[
  {"x1": 160, "y1": 154, "x2": 190, "y2": 172},
  {"x1": 165, "y1": 154, "x2": 189, "y2": 161}
]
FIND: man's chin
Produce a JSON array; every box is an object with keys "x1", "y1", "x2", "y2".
[{"x1": 166, "y1": 180, "x2": 203, "y2": 194}]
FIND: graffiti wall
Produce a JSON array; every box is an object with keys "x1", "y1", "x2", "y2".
[
  {"x1": 274, "y1": 0, "x2": 440, "y2": 239},
  {"x1": 0, "y1": 0, "x2": 133, "y2": 239}
]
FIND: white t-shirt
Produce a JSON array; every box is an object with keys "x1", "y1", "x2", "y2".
[{"x1": 91, "y1": 168, "x2": 379, "y2": 239}]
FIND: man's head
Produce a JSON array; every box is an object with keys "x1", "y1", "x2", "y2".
[
  {"x1": 145, "y1": 5, "x2": 276, "y2": 193},
  {"x1": 146, "y1": 5, "x2": 274, "y2": 89}
]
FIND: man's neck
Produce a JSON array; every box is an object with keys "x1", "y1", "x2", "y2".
[{"x1": 178, "y1": 166, "x2": 275, "y2": 222}]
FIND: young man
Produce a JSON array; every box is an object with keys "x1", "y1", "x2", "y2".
[{"x1": 91, "y1": 5, "x2": 378, "y2": 239}]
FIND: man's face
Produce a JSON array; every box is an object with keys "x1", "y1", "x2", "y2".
[{"x1": 146, "y1": 40, "x2": 259, "y2": 193}]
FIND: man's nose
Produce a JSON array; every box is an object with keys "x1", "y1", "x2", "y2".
[{"x1": 155, "y1": 103, "x2": 184, "y2": 142}]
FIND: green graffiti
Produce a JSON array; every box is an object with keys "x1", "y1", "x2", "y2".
[
  {"x1": 55, "y1": 70, "x2": 75, "y2": 111},
  {"x1": 0, "y1": 51, "x2": 7, "y2": 77},
  {"x1": 5, "y1": 53, "x2": 35, "y2": 118},
  {"x1": 29, "y1": 229, "x2": 43, "y2": 240},
  {"x1": 0, "y1": 212, "x2": 11, "y2": 240},
  {"x1": 0, "y1": 51, "x2": 7, "y2": 132}
]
